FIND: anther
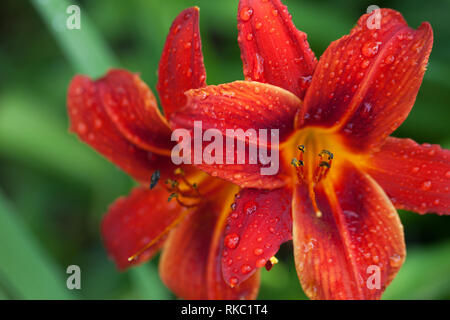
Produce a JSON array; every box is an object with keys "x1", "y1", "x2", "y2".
[
  {"x1": 165, "y1": 170, "x2": 202, "y2": 208},
  {"x1": 314, "y1": 149, "x2": 333, "y2": 183},
  {"x1": 265, "y1": 256, "x2": 279, "y2": 271},
  {"x1": 291, "y1": 158, "x2": 303, "y2": 167}
]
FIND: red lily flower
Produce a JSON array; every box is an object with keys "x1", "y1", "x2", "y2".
[
  {"x1": 66, "y1": 8, "x2": 261, "y2": 299},
  {"x1": 170, "y1": 0, "x2": 450, "y2": 299}
]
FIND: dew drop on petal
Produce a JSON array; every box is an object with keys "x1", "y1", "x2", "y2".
[
  {"x1": 240, "y1": 7, "x2": 253, "y2": 21},
  {"x1": 361, "y1": 41, "x2": 381, "y2": 58},
  {"x1": 421, "y1": 180, "x2": 432, "y2": 191},
  {"x1": 77, "y1": 122, "x2": 87, "y2": 134},
  {"x1": 255, "y1": 258, "x2": 266, "y2": 268},
  {"x1": 243, "y1": 200, "x2": 258, "y2": 215},
  {"x1": 254, "y1": 248, "x2": 263, "y2": 256},
  {"x1": 224, "y1": 233, "x2": 240, "y2": 249},
  {"x1": 389, "y1": 253, "x2": 402, "y2": 267},
  {"x1": 229, "y1": 277, "x2": 239, "y2": 287},
  {"x1": 384, "y1": 55, "x2": 395, "y2": 64},
  {"x1": 241, "y1": 264, "x2": 252, "y2": 274}
]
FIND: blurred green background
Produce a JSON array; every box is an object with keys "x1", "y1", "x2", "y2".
[{"x1": 0, "y1": 0, "x2": 449, "y2": 300}]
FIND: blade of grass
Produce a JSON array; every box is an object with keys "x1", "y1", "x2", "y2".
[
  {"x1": 0, "y1": 191, "x2": 73, "y2": 299},
  {"x1": 129, "y1": 262, "x2": 172, "y2": 300},
  {"x1": 31, "y1": 0, "x2": 118, "y2": 77}
]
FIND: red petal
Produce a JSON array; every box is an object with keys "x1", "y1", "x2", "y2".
[
  {"x1": 169, "y1": 81, "x2": 299, "y2": 188},
  {"x1": 171, "y1": 81, "x2": 301, "y2": 141},
  {"x1": 298, "y1": 9, "x2": 433, "y2": 151},
  {"x1": 67, "y1": 74, "x2": 172, "y2": 183},
  {"x1": 221, "y1": 188, "x2": 292, "y2": 287},
  {"x1": 157, "y1": 7, "x2": 207, "y2": 118},
  {"x1": 195, "y1": 161, "x2": 288, "y2": 189},
  {"x1": 292, "y1": 162, "x2": 405, "y2": 299},
  {"x1": 101, "y1": 186, "x2": 186, "y2": 270},
  {"x1": 237, "y1": 0, "x2": 317, "y2": 99},
  {"x1": 364, "y1": 137, "x2": 450, "y2": 215},
  {"x1": 99, "y1": 70, "x2": 173, "y2": 154},
  {"x1": 159, "y1": 186, "x2": 260, "y2": 299}
]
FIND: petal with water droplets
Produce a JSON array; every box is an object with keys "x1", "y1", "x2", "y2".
[
  {"x1": 67, "y1": 74, "x2": 172, "y2": 183},
  {"x1": 292, "y1": 162, "x2": 405, "y2": 299},
  {"x1": 99, "y1": 69, "x2": 173, "y2": 154},
  {"x1": 157, "y1": 7, "x2": 207, "y2": 118},
  {"x1": 237, "y1": 0, "x2": 317, "y2": 99},
  {"x1": 159, "y1": 185, "x2": 260, "y2": 299},
  {"x1": 222, "y1": 188, "x2": 292, "y2": 287},
  {"x1": 169, "y1": 81, "x2": 299, "y2": 188},
  {"x1": 297, "y1": 9, "x2": 433, "y2": 151},
  {"x1": 364, "y1": 137, "x2": 450, "y2": 215},
  {"x1": 101, "y1": 186, "x2": 186, "y2": 270}
]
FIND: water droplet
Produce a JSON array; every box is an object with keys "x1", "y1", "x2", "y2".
[
  {"x1": 421, "y1": 180, "x2": 432, "y2": 191},
  {"x1": 389, "y1": 253, "x2": 402, "y2": 267},
  {"x1": 254, "y1": 248, "x2": 263, "y2": 256},
  {"x1": 361, "y1": 41, "x2": 381, "y2": 58},
  {"x1": 229, "y1": 277, "x2": 239, "y2": 287},
  {"x1": 224, "y1": 233, "x2": 240, "y2": 249},
  {"x1": 243, "y1": 201, "x2": 257, "y2": 215},
  {"x1": 255, "y1": 258, "x2": 266, "y2": 268},
  {"x1": 299, "y1": 75, "x2": 312, "y2": 91},
  {"x1": 361, "y1": 102, "x2": 372, "y2": 117},
  {"x1": 94, "y1": 118, "x2": 103, "y2": 129},
  {"x1": 241, "y1": 264, "x2": 252, "y2": 274},
  {"x1": 360, "y1": 59, "x2": 370, "y2": 69},
  {"x1": 240, "y1": 7, "x2": 253, "y2": 22},
  {"x1": 384, "y1": 55, "x2": 395, "y2": 64},
  {"x1": 77, "y1": 122, "x2": 87, "y2": 134}
]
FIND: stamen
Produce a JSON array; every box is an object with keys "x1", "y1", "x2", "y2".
[
  {"x1": 314, "y1": 150, "x2": 333, "y2": 183},
  {"x1": 164, "y1": 169, "x2": 202, "y2": 208},
  {"x1": 291, "y1": 145, "x2": 306, "y2": 180},
  {"x1": 265, "y1": 256, "x2": 279, "y2": 271}
]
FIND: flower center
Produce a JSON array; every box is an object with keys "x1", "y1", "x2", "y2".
[
  {"x1": 165, "y1": 168, "x2": 202, "y2": 208},
  {"x1": 286, "y1": 127, "x2": 353, "y2": 217}
]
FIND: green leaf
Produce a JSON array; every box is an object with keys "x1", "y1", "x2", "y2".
[{"x1": 0, "y1": 191, "x2": 73, "y2": 299}]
